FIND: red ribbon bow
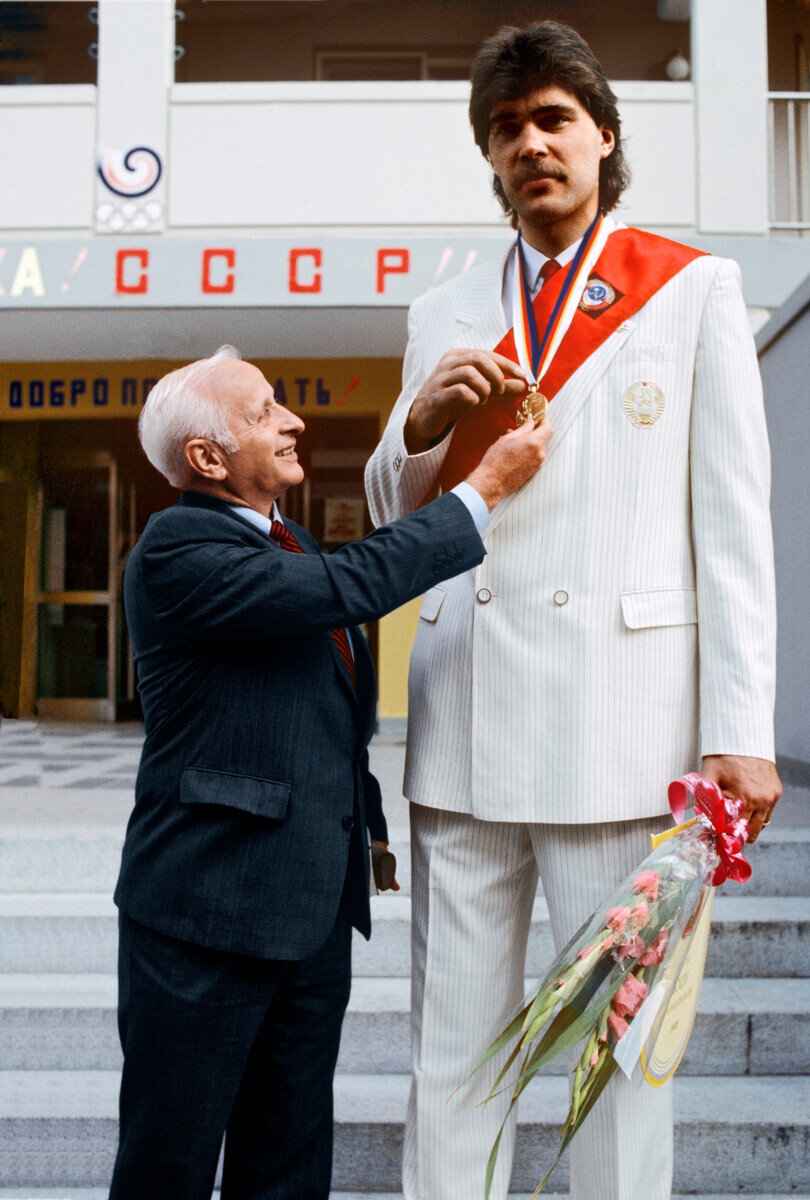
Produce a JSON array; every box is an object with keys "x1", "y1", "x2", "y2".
[{"x1": 667, "y1": 772, "x2": 752, "y2": 886}]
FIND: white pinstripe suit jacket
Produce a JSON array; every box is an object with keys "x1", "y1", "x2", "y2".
[{"x1": 365, "y1": 236, "x2": 777, "y2": 824}]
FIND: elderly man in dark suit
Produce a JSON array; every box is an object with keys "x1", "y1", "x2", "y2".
[{"x1": 108, "y1": 344, "x2": 550, "y2": 1200}]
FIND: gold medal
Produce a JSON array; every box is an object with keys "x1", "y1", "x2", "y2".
[{"x1": 515, "y1": 385, "x2": 548, "y2": 426}]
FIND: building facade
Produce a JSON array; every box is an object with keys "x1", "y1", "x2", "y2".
[{"x1": 1, "y1": 0, "x2": 808, "y2": 740}]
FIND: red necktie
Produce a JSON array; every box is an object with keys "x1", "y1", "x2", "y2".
[
  {"x1": 268, "y1": 520, "x2": 357, "y2": 687},
  {"x1": 526, "y1": 258, "x2": 565, "y2": 349},
  {"x1": 538, "y1": 258, "x2": 561, "y2": 286}
]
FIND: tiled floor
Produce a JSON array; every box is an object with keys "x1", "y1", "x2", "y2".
[{"x1": 0, "y1": 722, "x2": 144, "y2": 791}]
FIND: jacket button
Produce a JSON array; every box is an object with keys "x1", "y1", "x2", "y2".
[
  {"x1": 553, "y1": 589, "x2": 569, "y2": 606},
  {"x1": 476, "y1": 587, "x2": 493, "y2": 604},
  {"x1": 341, "y1": 815, "x2": 354, "y2": 831}
]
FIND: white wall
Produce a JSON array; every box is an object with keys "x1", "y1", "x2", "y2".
[
  {"x1": 692, "y1": 0, "x2": 769, "y2": 234},
  {"x1": 0, "y1": 80, "x2": 696, "y2": 234},
  {"x1": 0, "y1": 88, "x2": 96, "y2": 231},
  {"x1": 757, "y1": 289, "x2": 810, "y2": 765}
]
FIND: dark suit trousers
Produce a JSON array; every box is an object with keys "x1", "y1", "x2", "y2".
[{"x1": 108, "y1": 898, "x2": 353, "y2": 1200}]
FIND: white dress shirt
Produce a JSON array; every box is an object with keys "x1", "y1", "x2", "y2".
[{"x1": 501, "y1": 232, "x2": 584, "y2": 322}]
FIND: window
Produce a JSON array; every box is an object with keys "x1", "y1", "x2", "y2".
[
  {"x1": 316, "y1": 49, "x2": 474, "y2": 82},
  {"x1": 0, "y1": 2, "x2": 96, "y2": 86}
]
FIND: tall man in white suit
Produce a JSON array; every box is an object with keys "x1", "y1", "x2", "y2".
[{"x1": 365, "y1": 21, "x2": 782, "y2": 1200}]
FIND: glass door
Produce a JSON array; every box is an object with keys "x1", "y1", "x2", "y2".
[{"x1": 36, "y1": 451, "x2": 119, "y2": 721}]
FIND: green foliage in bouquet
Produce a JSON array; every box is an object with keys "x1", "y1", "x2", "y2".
[{"x1": 472, "y1": 820, "x2": 718, "y2": 1199}]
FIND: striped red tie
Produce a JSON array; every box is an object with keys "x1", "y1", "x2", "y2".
[{"x1": 269, "y1": 520, "x2": 357, "y2": 687}]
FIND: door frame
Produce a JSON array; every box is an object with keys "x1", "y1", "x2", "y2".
[{"x1": 33, "y1": 449, "x2": 120, "y2": 722}]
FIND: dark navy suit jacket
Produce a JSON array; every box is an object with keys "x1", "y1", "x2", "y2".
[{"x1": 114, "y1": 490, "x2": 485, "y2": 961}]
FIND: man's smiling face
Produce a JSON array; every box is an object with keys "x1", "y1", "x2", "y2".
[
  {"x1": 487, "y1": 85, "x2": 615, "y2": 250},
  {"x1": 210, "y1": 360, "x2": 305, "y2": 510}
]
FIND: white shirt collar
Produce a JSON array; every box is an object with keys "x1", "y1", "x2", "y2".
[
  {"x1": 229, "y1": 502, "x2": 281, "y2": 535},
  {"x1": 520, "y1": 232, "x2": 583, "y2": 293}
]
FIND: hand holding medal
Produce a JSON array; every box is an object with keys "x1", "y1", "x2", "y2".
[{"x1": 403, "y1": 347, "x2": 528, "y2": 454}]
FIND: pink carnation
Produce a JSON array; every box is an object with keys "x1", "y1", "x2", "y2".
[
  {"x1": 607, "y1": 1011, "x2": 629, "y2": 1041},
  {"x1": 633, "y1": 870, "x2": 661, "y2": 901},
  {"x1": 612, "y1": 974, "x2": 650, "y2": 1018},
  {"x1": 630, "y1": 901, "x2": 649, "y2": 927},
  {"x1": 590, "y1": 1050, "x2": 600, "y2": 1067},
  {"x1": 616, "y1": 935, "x2": 646, "y2": 961},
  {"x1": 639, "y1": 930, "x2": 669, "y2": 967},
  {"x1": 606, "y1": 906, "x2": 632, "y2": 934}
]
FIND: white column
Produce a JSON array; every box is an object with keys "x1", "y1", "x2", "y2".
[
  {"x1": 95, "y1": 0, "x2": 174, "y2": 234},
  {"x1": 692, "y1": 0, "x2": 769, "y2": 234}
]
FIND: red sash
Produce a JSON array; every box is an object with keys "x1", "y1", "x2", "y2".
[{"x1": 438, "y1": 229, "x2": 707, "y2": 491}]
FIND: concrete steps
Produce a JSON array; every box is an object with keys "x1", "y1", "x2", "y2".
[
  {"x1": 1, "y1": 974, "x2": 807, "y2": 1077},
  {"x1": 1, "y1": 821, "x2": 807, "y2": 897},
  {"x1": 1, "y1": 890, "x2": 807, "y2": 978},
  {"x1": 0, "y1": 1072, "x2": 807, "y2": 1192},
  {"x1": 0, "y1": 723, "x2": 807, "y2": 1196}
]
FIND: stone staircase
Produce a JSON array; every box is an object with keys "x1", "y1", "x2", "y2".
[{"x1": 0, "y1": 722, "x2": 808, "y2": 1198}]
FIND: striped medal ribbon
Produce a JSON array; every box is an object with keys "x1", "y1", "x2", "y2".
[{"x1": 512, "y1": 209, "x2": 610, "y2": 425}]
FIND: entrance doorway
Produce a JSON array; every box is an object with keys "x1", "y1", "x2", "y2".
[
  {"x1": 27, "y1": 422, "x2": 175, "y2": 721},
  {"x1": 34, "y1": 443, "x2": 171, "y2": 720},
  {"x1": 16, "y1": 413, "x2": 379, "y2": 720}
]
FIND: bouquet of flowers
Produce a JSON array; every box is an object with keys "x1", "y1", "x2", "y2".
[{"x1": 474, "y1": 772, "x2": 751, "y2": 1198}]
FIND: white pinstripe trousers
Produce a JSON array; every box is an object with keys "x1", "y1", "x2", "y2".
[{"x1": 403, "y1": 804, "x2": 674, "y2": 1200}]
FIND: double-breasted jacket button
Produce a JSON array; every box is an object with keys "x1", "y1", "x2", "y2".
[
  {"x1": 341, "y1": 815, "x2": 355, "y2": 831},
  {"x1": 553, "y1": 589, "x2": 569, "y2": 607},
  {"x1": 476, "y1": 587, "x2": 493, "y2": 604}
]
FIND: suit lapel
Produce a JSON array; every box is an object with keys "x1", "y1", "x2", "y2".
[
  {"x1": 479, "y1": 317, "x2": 636, "y2": 538},
  {"x1": 454, "y1": 246, "x2": 511, "y2": 347},
  {"x1": 352, "y1": 632, "x2": 376, "y2": 739},
  {"x1": 181, "y1": 497, "x2": 363, "y2": 709},
  {"x1": 541, "y1": 318, "x2": 635, "y2": 461}
]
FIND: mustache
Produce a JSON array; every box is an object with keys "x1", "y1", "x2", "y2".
[{"x1": 511, "y1": 165, "x2": 566, "y2": 187}]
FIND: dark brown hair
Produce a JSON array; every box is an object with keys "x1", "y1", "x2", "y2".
[{"x1": 469, "y1": 20, "x2": 630, "y2": 223}]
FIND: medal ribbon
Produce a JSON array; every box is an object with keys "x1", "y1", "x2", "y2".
[{"x1": 512, "y1": 209, "x2": 610, "y2": 390}]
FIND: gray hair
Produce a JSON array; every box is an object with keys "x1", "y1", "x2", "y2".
[{"x1": 138, "y1": 344, "x2": 242, "y2": 487}]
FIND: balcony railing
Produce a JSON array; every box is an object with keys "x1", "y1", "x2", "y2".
[{"x1": 769, "y1": 92, "x2": 810, "y2": 232}]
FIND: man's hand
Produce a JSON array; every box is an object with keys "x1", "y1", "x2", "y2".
[
  {"x1": 465, "y1": 417, "x2": 553, "y2": 510},
  {"x1": 701, "y1": 754, "x2": 782, "y2": 843},
  {"x1": 404, "y1": 350, "x2": 528, "y2": 453},
  {"x1": 371, "y1": 840, "x2": 400, "y2": 891}
]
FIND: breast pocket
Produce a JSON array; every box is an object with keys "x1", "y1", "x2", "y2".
[
  {"x1": 620, "y1": 588, "x2": 697, "y2": 630},
  {"x1": 616, "y1": 348, "x2": 679, "y2": 430},
  {"x1": 624, "y1": 343, "x2": 678, "y2": 364}
]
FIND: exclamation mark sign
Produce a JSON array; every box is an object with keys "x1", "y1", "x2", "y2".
[
  {"x1": 337, "y1": 376, "x2": 359, "y2": 406},
  {"x1": 61, "y1": 247, "x2": 89, "y2": 292}
]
